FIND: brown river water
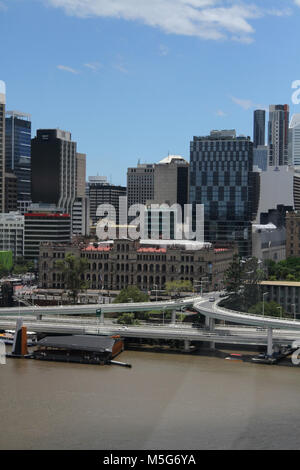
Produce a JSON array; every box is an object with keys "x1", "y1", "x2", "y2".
[{"x1": 1, "y1": 349, "x2": 300, "y2": 450}]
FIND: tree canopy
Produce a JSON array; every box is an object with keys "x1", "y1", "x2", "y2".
[
  {"x1": 165, "y1": 280, "x2": 193, "y2": 295},
  {"x1": 223, "y1": 256, "x2": 266, "y2": 311},
  {"x1": 113, "y1": 286, "x2": 149, "y2": 304},
  {"x1": 264, "y1": 257, "x2": 300, "y2": 282},
  {"x1": 249, "y1": 301, "x2": 288, "y2": 318},
  {"x1": 55, "y1": 254, "x2": 89, "y2": 303}
]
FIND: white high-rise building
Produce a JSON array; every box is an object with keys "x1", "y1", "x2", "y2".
[
  {"x1": 0, "y1": 212, "x2": 24, "y2": 258},
  {"x1": 289, "y1": 114, "x2": 300, "y2": 166},
  {"x1": 127, "y1": 163, "x2": 155, "y2": 208}
]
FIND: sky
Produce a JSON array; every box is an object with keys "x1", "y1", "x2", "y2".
[{"x1": 1, "y1": 0, "x2": 300, "y2": 185}]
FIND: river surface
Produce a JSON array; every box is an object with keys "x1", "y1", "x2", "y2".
[{"x1": 1, "y1": 349, "x2": 300, "y2": 450}]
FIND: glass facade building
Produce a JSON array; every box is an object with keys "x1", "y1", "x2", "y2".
[
  {"x1": 190, "y1": 130, "x2": 258, "y2": 258},
  {"x1": 268, "y1": 104, "x2": 289, "y2": 167},
  {"x1": 253, "y1": 110, "x2": 266, "y2": 148},
  {"x1": 5, "y1": 111, "x2": 31, "y2": 207}
]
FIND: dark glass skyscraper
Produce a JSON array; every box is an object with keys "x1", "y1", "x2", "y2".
[
  {"x1": 87, "y1": 179, "x2": 127, "y2": 225},
  {"x1": 268, "y1": 104, "x2": 289, "y2": 167},
  {"x1": 190, "y1": 130, "x2": 258, "y2": 258},
  {"x1": 31, "y1": 129, "x2": 76, "y2": 215},
  {"x1": 253, "y1": 110, "x2": 266, "y2": 148},
  {"x1": 5, "y1": 111, "x2": 31, "y2": 207}
]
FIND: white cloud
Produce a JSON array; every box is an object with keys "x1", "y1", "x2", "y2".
[
  {"x1": 216, "y1": 109, "x2": 227, "y2": 117},
  {"x1": 230, "y1": 96, "x2": 267, "y2": 111},
  {"x1": 84, "y1": 62, "x2": 102, "y2": 71},
  {"x1": 57, "y1": 64, "x2": 79, "y2": 74},
  {"x1": 159, "y1": 44, "x2": 169, "y2": 56},
  {"x1": 114, "y1": 63, "x2": 128, "y2": 74},
  {"x1": 0, "y1": 1, "x2": 7, "y2": 11},
  {"x1": 45, "y1": 0, "x2": 291, "y2": 43}
]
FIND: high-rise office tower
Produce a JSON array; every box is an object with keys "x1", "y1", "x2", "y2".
[
  {"x1": 72, "y1": 152, "x2": 89, "y2": 236},
  {"x1": 289, "y1": 114, "x2": 300, "y2": 166},
  {"x1": 88, "y1": 178, "x2": 127, "y2": 226},
  {"x1": 190, "y1": 130, "x2": 258, "y2": 257},
  {"x1": 0, "y1": 212, "x2": 24, "y2": 259},
  {"x1": 127, "y1": 163, "x2": 155, "y2": 208},
  {"x1": 144, "y1": 155, "x2": 189, "y2": 236},
  {"x1": 0, "y1": 81, "x2": 5, "y2": 213},
  {"x1": 5, "y1": 111, "x2": 31, "y2": 211},
  {"x1": 253, "y1": 145, "x2": 268, "y2": 171},
  {"x1": 153, "y1": 155, "x2": 189, "y2": 209},
  {"x1": 268, "y1": 104, "x2": 290, "y2": 167},
  {"x1": 4, "y1": 172, "x2": 18, "y2": 212},
  {"x1": 253, "y1": 110, "x2": 266, "y2": 148},
  {"x1": 24, "y1": 204, "x2": 71, "y2": 261},
  {"x1": 31, "y1": 129, "x2": 77, "y2": 216}
]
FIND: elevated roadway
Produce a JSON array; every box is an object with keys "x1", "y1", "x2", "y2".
[
  {"x1": 193, "y1": 296, "x2": 300, "y2": 331},
  {"x1": 3, "y1": 293, "x2": 300, "y2": 354},
  {"x1": 0, "y1": 297, "x2": 199, "y2": 317}
]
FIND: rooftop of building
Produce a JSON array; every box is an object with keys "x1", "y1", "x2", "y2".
[
  {"x1": 25, "y1": 212, "x2": 70, "y2": 218},
  {"x1": 158, "y1": 155, "x2": 188, "y2": 165},
  {"x1": 82, "y1": 245, "x2": 112, "y2": 252},
  {"x1": 88, "y1": 239, "x2": 221, "y2": 252},
  {"x1": 193, "y1": 130, "x2": 251, "y2": 142},
  {"x1": 137, "y1": 247, "x2": 167, "y2": 253},
  {"x1": 6, "y1": 110, "x2": 31, "y2": 121},
  {"x1": 37, "y1": 335, "x2": 117, "y2": 353},
  {"x1": 261, "y1": 281, "x2": 300, "y2": 287}
]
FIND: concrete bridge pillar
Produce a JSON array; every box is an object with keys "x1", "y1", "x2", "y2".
[
  {"x1": 96, "y1": 309, "x2": 104, "y2": 324},
  {"x1": 205, "y1": 316, "x2": 215, "y2": 331},
  {"x1": 171, "y1": 310, "x2": 176, "y2": 324},
  {"x1": 267, "y1": 328, "x2": 273, "y2": 357},
  {"x1": 184, "y1": 340, "x2": 190, "y2": 352},
  {"x1": 205, "y1": 316, "x2": 215, "y2": 349}
]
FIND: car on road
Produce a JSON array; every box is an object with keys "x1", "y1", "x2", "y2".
[{"x1": 209, "y1": 297, "x2": 215, "y2": 302}]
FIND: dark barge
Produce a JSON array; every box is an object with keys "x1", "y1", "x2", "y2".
[{"x1": 32, "y1": 335, "x2": 125, "y2": 366}]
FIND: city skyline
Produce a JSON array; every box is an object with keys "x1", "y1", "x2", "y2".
[{"x1": 2, "y1": 0, "x2": 300, "y2": 185}]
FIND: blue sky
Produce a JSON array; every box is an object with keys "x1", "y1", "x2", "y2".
[{"x1": 1, "y1": 0, "x2": 300, "y2": 185}]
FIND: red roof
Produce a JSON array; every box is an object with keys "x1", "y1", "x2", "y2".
[
  {"x1": 137, "y1": 248, "x2": 167, "y2": 253},
  {"x1": 83, "y1": 246, "x2": 111, "y2": 252},
  {"x1": 25, "y1": 213, "x2": 70, "y2": 218}
]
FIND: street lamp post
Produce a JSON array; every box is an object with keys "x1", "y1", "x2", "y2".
[
  {"x1": 193, "y1": 281, "x2": 202, "y2": 297},
  {"x1": 292, "y1": 303, "x2": 296, "y2": 321},
  {"x1": 262, "y1": 292, "x2": 268, "y2": 317},
  {"x1": 154, "y1": 284, "x2": 158, "y2": 302}
]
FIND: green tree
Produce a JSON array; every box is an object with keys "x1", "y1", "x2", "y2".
[
  {"x1": 113, "y1": 286, "x2": 149, "y2": 304},
  {"x1": 223, "y1": 256, "x2": 266, "y2": 311},
  {"x1": 249, "y1": 301, "x2": 288, "y2": 318},
  {"x1": 116, "y1": 313, "x2": 141, "y2": 325},
  {"x1": 12, "y1": 257, "x2": 34, "y2": 275},
  {"x1": 55, "y1": 254, "x2": 89, "y2": 304},
  {"x1": 269, "y1": 257, "x2": 300, "y2": 282},
  {"x1": 242, "y1": 257, "x2": 265, "y2": 309},
  {"x1": 165, "y1": 280, "x2": 193, "y2": 296}
]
